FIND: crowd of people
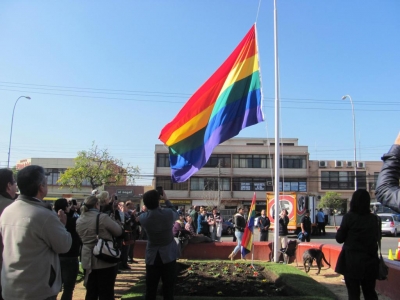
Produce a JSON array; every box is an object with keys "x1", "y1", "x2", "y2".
[{"x1": 2, "y1": 130, "x2": 400, "y2": 300}]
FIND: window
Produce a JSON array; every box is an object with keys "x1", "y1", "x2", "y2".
[
  {"x1": 44, "y1": 168, "x2": 67, "y2": 186},
  {"x1": 204, "y1": 154, "x2": 231, "y2": 168},
  {"x1": 232, "y1": 154, "x2": 271, "y2": 168},
  {"x1": 280, "y1": 155, "x2": 306, "y2": 169},
  {"x1": 232, "y1": 178, "x2": 274, "y2": 191},
  {"x1": 279, "y1": 179, "x2": 307, "y2": 192},
  {"x1": 157, "y1": 154, "x2": 170, "y2": 167},
  {"x1": 190, "y1": 177, "x2": 230, "y2": 191},
  {"x1": 156, "y1": 176, "x2": 188, "y2": 190},
  {"x1": 321, "y1": 171, "x2": 366, "y2": 190}
]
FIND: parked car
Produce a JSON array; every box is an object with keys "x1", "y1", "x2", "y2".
[
  {"x1": 222, "y1": 220, "x2": 234, "y2": 235},
  {"x1": 378, "y1": 213, "x2": 400, "y2": 237}
]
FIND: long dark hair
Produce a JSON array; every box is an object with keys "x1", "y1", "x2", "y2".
[{"x1": 349, "y1": 189, "x2": 371, "y2": 215}]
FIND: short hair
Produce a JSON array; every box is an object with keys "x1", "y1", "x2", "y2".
[
  {"x1": 81, "y1": 195, "x2": 99, "y2": 214},
  {"x1": 97, "y1": 191, "x2": 109, "y2": 206},
  {"x1": 237, "y1": 207, "x2": 243, "y2": 212},
  {"x1": 143, "y1": 190, "x2": 160, "y2": 210},
  {"x1": 54, "y1": 198, "x2": 68, "y2": 212},
  {"x1": 350, "y1": 189, "x2": 371, "y2": 215},
  {"x1": 0, "y1": 169, "x2": 14, "y2": 193},
  {"x1": 17, "y1": 165, "x2": 47, "y2": 197},
  {"x1": 305, "y1": 209, "x2": 310, "y2": 214}
]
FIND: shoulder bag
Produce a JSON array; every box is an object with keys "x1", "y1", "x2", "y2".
[
  {"x1": 377, "y1": 216, "x2": 389, "y2": 280},
  {"x1": 92, "y1": 213, "x2": 121, "y2": 264}
]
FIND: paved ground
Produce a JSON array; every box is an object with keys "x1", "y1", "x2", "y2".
[{"x1": 68, "y1": 258, "x2": 391, "y2": 300}]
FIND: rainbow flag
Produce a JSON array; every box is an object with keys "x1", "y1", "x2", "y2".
[
  {"x1": 241, "y1": 192, "x2": 257, "y2": 257},
  {"x1": 159, "y1": 24, "x2": 263, "y2": 182}
]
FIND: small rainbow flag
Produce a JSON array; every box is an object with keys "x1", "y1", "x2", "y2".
[
  {"x1": 241, "y1": 192, "x2": 257, "y2": 258},
  {"x1": 159, "y1": 24, "x2": 263, "y2": 182}
]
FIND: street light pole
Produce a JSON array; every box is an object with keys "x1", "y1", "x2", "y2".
[
  {"x1": 341, "y1": 95, "x2": 357, "y2": 191},
  {"x1": 7, "y1": 96, "x2": 31, "y2": 168}
]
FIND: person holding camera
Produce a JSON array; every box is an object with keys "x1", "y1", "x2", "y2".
[
  {"x1": 139, "y1": 188, "x2": 179, "y2": 300},
  {"x1": 76, "y1": 195, "x2": 123, "y2": 300},
  {"x1": 54, "y1": 198, "x2": 82, "y2": 300}
]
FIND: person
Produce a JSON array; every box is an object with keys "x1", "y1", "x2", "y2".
[
  {"x1": 197, "y1": 207, "x2": 209, "y2": 236},
  {"x1": 118, "y1": 201, "x2": 132, "y2": 270},
  {"x1": 189, "y1": 206, "x2": 199, "y2": 233},
  {"x1": 137, "y1": 205, "x2": 148, "y2": 240},
  {"x1": 316, "y1": 208, "x2": 326, "y2": 236},
  {"x1": 76, "y1": 195, "x2": 124, "y2": 300},
  {"x1": 278, "y1": 209, "x2": 289, "y2": 250},
  {"x1": 300, "y1": 209, "x2": 312, "y2": 242},
  {"x1": 173, "y1": 212, "x2": 191, "y2": 257},
  {"x1": 126, "y1": 201, "x2": 139, "y2": 264},
  {"x1": 375, "y1": 132, "x2": 400, "y2": 213},
  {"x1": 54, "y1": 198, "x2": 82, "y2": 300},
  {"x1": 228, "y1": 207, "x2": 245, "y2": 260},
  {"x1": 335, "y1": 189, "x2": 380, "y2": 300},
  {"x1": 258, "y1": 209, "x2": 270, "y2": 242},
  {"x1": 98, "y1": 191, "x2": 113, "y2": 215},
  {"x1": 0, "y1": 169, "x2": 17, "y2": 300},
  {"x1": 139, "y1": 189, "x2": 179, "y2": 300},
  {"x1": 0, "y1": 165, "x2": 72, "y2": 300},
  {"x1": 184, "y1": 215, "x2": 213, "y2": 243},
  {"x1": 208, "y1": 207, "x2": 222, "y2": 241}
]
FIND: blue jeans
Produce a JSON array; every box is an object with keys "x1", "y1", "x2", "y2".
[
  {"x1": 59, "y1": 257, "x2": 79, "y2": 300},
  {"x1": 233, "y1": 231, "x2": 243, "y2": 255}
]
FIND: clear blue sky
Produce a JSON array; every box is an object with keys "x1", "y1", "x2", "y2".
[{"x1": 0, "y1": 1, "x2": 399, "y2": 186}]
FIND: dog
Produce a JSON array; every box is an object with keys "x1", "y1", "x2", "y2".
[{"x1": 303, "y1": 249, "x2": 331, "y2": 275}]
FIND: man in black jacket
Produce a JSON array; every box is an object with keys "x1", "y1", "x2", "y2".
[
  {"x1": 376, "y1": 132, "x2": 400, "y2": 213},
  {"x1": 258, "y1": 209, "x2": 270, "y2": 241}
]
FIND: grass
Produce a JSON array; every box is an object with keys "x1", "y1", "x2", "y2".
[{"x1": 121, "y1": 260, "x2": 337, "y2": 300}]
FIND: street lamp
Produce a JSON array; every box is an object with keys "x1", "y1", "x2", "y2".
[
  {"x1": 341, "y1": 95, "x2": 357, "y2": 190},
  {"x1": 7, "y1": 96, "x2": 31, "y2": 168}
]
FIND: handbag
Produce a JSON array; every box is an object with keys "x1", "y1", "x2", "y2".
[
  {"x1": 377, "y1": 216, "x2": 389, "y2": 280},
  {"x1": 92, "y1": 213, "x2": 121, "y2": 264}
]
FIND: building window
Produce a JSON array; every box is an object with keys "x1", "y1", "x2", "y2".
[
  {"x1": 204, "y1": 154, "x2": 231, "y2": 168},
  {"x1": 190, "y1": 177, "x2": 230, "y2": 191},
  {"x1": 279, "y1": 179, "x2": 307, "y2": 192},
  {"x1": 157, "y1": 154, "x2": 170, "y2": 167},
  {"x1": 232, "y1": 178, "x2": 274, "y2": 191},
  {"x1": 232, "y1": 155, "x2": 272, "y2": 168},
  {"x1": 156, "y1": 177, "x2": 188, "y2": 190},
  {"x1": 321, "y1": 171, "x2": 366, "y2": 190},
  {"x1": 280, "y1": 155, "x2": 306, "y2": 169},
  {"x1": 45, "y1": 168, "x2": 66, "y2": 186}
]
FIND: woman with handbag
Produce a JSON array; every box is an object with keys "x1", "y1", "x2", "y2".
[
  {"x1": 335, "y1": 189, "x2": 380, "y2": 300},
  {"x1": 76, "y1": 195, "x2": 123, "y2": 300}
]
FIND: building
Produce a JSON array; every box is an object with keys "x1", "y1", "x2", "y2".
[
  {"x1": 154, "y1": 137, "x2": 382, "y2": 219},
  {"x1": 15, "y1": 158, "x2": 151, "y2": 204}
]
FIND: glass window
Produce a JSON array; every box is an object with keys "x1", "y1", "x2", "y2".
[
  {"x1": 156, "y1": 176, "x2": 188, "y2": 190},
  {"x1": 157, "y1": 154, "x2": 170, "y2": 167},
  {"x1": 204, "y1": 154, "x2": 231, "y2": 168},
  {"x1": 232, "y1": 155, "x2": 271, "y2": 168},
  {"x1": 280, "y1": 156, "x2": 306, "y2": 169},
  {"x1": 321, "y1": 171, "x2": 366, "y2": 190}
]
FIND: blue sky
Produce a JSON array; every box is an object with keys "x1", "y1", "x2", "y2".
[{"x1": 0, "y1": 1, "x2": 399, "y2": 186}]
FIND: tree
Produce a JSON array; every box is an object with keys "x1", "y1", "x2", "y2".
[
  {"x1": 318, "y1": 191, "x2": 344, "y2": 227},
  {"x1": 58, "y1": 143, "x2": 140, "y2": 190}
]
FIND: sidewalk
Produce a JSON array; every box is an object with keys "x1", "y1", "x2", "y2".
[{"x1": 68, "y1": 259, "x2": 146, "y2": 300}]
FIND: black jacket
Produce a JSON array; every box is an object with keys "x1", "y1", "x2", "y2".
[
  {"x1": 234, "y1": 213, "x2": 246, "y2": 232},
  {"x1": 278, "y1": 216, "x2": 289, "y2": 236},
  {"x1": 335, "y1": 212, "x2": 380, "y2": 279},
  {"x1": 375, "y1": 144, "x2": 400, "y2": 213},
  {"x1": 258, "y1": 216, "x2": 270, "y2": 232}
]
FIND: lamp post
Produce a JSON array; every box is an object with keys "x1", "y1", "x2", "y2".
[
  {"x1": 341, "y1": 95, "x2": 357, "y2": 190},
  {"x1": 7, "y1": 96, "x2": 31, "y2": 168}
]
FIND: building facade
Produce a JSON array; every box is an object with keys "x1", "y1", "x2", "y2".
[{"x1": 154, "y1": 138, "x2": 382, "y2": 217}]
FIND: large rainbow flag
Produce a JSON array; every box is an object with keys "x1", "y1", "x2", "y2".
[
  {"x1": 159, "y1": 24, "x2": 263, "y2": 182},
  {"x1": 241, "y1": 192, "x2": 257, "y2": 258}
]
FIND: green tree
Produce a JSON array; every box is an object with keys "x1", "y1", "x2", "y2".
[
  {"x1": 58, "y1": 143, "x2": 140, "y2": 190},
  {"x1": 318, "y1": 191, "x2": 344, "y2": 227}
]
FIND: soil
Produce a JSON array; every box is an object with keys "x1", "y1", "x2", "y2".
[
  {"x1": 174, "y1": 261, "x2": 283, "y2": 297},
  {"x1": 68, "y1": 258, "x2": 392, "y2": 300}
]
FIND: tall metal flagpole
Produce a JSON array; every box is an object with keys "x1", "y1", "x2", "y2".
[{"x1": 273, "y1": 0, "x2": 281, "y2": 263}]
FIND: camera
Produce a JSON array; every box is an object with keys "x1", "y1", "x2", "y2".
[{"x1": 156, "y1": 186, "x2": 163, "y2": 196}]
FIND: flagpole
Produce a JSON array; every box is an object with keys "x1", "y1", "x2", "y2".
[{"x1": 273, "y1": 0, "x2": 281, "y2": 263}]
